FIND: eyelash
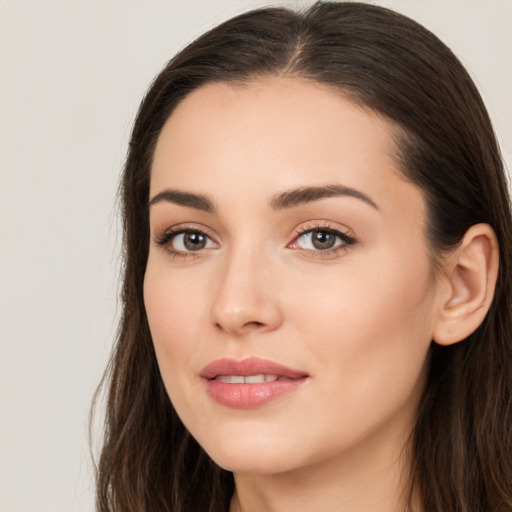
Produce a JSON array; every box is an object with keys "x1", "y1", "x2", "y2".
[{"x1": 154, "y1": 222, "x2": 357, "y2": 259}]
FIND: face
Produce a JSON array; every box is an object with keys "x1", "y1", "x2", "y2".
[{"x1": 144, "y1": 77, "x2": 443, "y2": 476}]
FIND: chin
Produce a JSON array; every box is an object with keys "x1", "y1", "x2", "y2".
[
  {"x1": 198, "y1": 429, "x2": 304, "y2": 475},
  {"x1": 209, "y1": 451, "x2": 298, "y2": 475}
]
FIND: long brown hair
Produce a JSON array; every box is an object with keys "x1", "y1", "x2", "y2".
[{"x1": 92, "y1": 2, "x2": 512, "y2": 510}]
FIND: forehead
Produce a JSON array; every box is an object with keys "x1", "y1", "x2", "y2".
[
  {"x1": 153, "y1": 77, "x2": 397, "y2": 173},
  {"x1": 150, "y1": 77, "x2": 424, "y2": 221}
]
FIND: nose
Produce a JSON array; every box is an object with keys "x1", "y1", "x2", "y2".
[{"x1": 210, "y1": 248, "x2": 283, "y2": 337}]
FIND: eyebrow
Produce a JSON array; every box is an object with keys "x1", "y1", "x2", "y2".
[
  {"x1": 147, "y1": 183, "x2": 379, "y2": 213},
  {"x1": 270, "y1": 184, "x2": 380, "y2": 211},
  {"x1": 147, "y1": 189, "x2": 215, "y2": 213}
]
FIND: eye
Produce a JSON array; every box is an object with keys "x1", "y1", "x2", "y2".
[
  {"x1": 172, "y1": 231, "x2": 215, "y2": 251},
  {"x1": 297, "y1": 230, "x2": 341, "y2": 250},
  {"x1": 289, "y1": 225, "x2": 357, "y2": 254},
  {"x1": 155, "y1": 227, "x2": 217, "y2": 255}
]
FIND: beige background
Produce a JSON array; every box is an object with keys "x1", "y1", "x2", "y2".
[{"x1": 1, "y1": 1, "x2": 510, "y2": 510}]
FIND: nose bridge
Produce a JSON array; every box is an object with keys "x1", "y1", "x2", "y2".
[{"x1": 210, "y1": 239, "x2": 281, "y2": 335}]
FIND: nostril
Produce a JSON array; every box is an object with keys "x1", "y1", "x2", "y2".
[
  {"x1": 215, "y1": 320, "x2": 264, "y2": 332},
  {"x1": 244, "y1": 321, "x2": 264, "y2": 329}
]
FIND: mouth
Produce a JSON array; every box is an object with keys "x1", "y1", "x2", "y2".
[
  {"x1": 214, "y1": 374, "x2": 282, "y2": 384},
  {"x1": 201, "y1": 357, "x2": 308, "y2": 409}
]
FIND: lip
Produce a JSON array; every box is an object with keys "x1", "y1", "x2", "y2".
[{"x1": 201, "y1": 357, "x2": 308, "y2": 409}]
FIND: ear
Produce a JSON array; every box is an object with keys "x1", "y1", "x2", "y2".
[{"x1": 433, "y1": 223, "x2": 499, "y2": 346}]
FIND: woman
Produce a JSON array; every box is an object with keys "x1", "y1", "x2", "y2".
[{"x1": 93, "y1": 2, "x2": 512, "y2": 511}]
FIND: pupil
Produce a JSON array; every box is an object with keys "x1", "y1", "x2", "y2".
[
  {"x1": 312, "y1": 230, "x2": 335, "y2": 250},
  {"x1": 184, "y1": 232, "x2": 206, "y2": 250}
]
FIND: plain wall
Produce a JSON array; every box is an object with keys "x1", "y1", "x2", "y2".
[{"x1": 1, "y1": 1, "x2": 510, "y2": 510}]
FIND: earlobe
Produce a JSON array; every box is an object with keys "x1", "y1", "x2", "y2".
[{"x1": 433, "y1": 223, "x2": 499, "y2": 346}]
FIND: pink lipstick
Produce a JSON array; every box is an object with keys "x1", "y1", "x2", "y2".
[{"x1": 201, "y1": 357, "x2": 308, "y2": 408}]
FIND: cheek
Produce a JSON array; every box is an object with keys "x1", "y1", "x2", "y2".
[
  {"x1": 144, "y1": 254, "x2": 212, "y2": 333},
  {"x1": 143, "y1": 261, "x2": 209, "y2": 390},
  {"x1": 289, "y1": 252, "x2": 436, "y2": 404},
  {"x1": 291, "y1": 258, "x2": 433, "y2": 342}
]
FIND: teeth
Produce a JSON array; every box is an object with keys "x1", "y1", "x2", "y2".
[
  {"x1": 215, "y1": 374, "x2": 279, "y2": 384},
  {"x1": 244, "y1": 374, "x2": 264, "y2": 383}
]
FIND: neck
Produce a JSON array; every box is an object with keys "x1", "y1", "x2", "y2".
[{"x1": 230, "y1": 427, "x2": 420, "y2": 512}]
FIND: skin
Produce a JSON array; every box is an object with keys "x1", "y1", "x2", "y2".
[{"x1": 144, "y1": 77, "x2": 448, "y2": 512}]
